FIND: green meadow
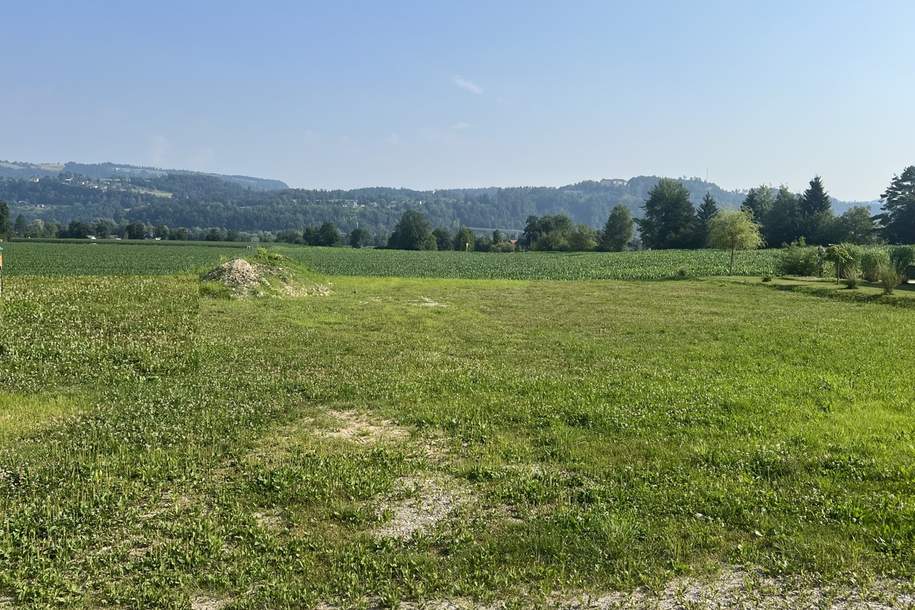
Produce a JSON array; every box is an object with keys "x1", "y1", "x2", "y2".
[{"x1": 0, "y1": 243, "x2": 913, "y2": 608}]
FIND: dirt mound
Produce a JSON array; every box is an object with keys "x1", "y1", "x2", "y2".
[{"x1": 204, "y1": 259, "x2": 262, "y2": 289}]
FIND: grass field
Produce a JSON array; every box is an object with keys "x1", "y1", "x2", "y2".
[{"x1": 1, "y1": 244, "x2": 914, "y2": 608}]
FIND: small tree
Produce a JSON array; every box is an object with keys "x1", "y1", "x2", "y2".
[
  {"x1": 13, "y1": 214, "x2": 28, "y2": 237},
  {"x1": 0, "y1": 201, "x2": 10, "y2": 239},
  {"x1": 568, "y1": 224, "x2": 598, "y2": 251},
  {"x1": 452, "y1": 226, "x2": 475, "y2": 251},
  {"x1": 599, "y1": 205, "x2": 633, "y2": 251},
  {"x1": 707, "y1": 210, "x2": 764, "y2": 274},
  {"x1": 348, "y1": 227, "x2": 371, "y2": 248},
  {"x1": 316, "y1": 222, "x2": 341, "y2": 246},
  {"x1": 432, "y1": 228, "x2": 453, "y2": 251},
  {"x1": 824, "y1": 243, "x2": 861, "y2": 284},
  {"x1": 388, "y1": 210, "x2": 436, "y2": 250}
]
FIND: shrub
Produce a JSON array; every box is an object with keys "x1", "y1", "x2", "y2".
[
  {"x1": 843, "y1": 265, "x2": 861, "y2": 289},
  {"x1": 878, "y1": 264, "x2": 900, "y2": 295},
  {"x1": 777, "y1": 243, "x2": 820, "y2": 276},
  {"x1": 889, "y1": 246, "x2": 915, "y2": 278},
  {"x1": 860, "y1": 249, "x2": 890, "y2": 282},
  {"x1": 825, "y1": 243, "x2": 863, "y2": 282}
]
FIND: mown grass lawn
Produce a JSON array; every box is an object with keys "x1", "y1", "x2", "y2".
[{"x1": 0, "y1": 257, "x2": 913, "y2": 608}]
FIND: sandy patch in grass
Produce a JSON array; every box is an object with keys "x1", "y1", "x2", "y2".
[
  {"x1": 316, "y1": 569, "x2": 915, "y2": 609},
  {"x1": 190, "y1": 595, "x2": 231, "y2": 610},
  {"x1": 319, "y1": 410, "x2": 410, "y2": 445},
  {"x1": 254, "y1": 509, "x2": 285, "y2": 532},
  {"x1": 282, "y1": 281, "x2": 334, "y2": 297},
  {"x1": 374, "y1": 475, "x2": 472, "y2": 541},
  {"x1": 560, "y1": 568, "x2": 915, "y2": 609},
  {"x1": 411, "y1": 296, "x2": 447, "y2": 308}
]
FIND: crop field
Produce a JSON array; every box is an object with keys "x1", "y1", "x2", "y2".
[
  {"x1": 278, "y1": 246, "x2": 782, "y2": 280},
  {"x1": 1, "y1": 241, "x2": 248, "y2": 276},
  {"x1": 1, "y1": 244, "x2": 914, "y2": 608}
]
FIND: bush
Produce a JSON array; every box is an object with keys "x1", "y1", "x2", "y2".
[
  {"x1": 825, "y1": 243, "x2": 863, "y2": 282},
  {"x1": 860, "y1": 249, "x2": 890, "y2": 282},
  {"x1": 878, "y1": 264, "x2": 900, "y2": 295},
  {"x1": 889, "y1": 246, "x2": 915, "y2": 279},
  {"x1": 777, "y1": 243, "x2": 820, "y2": 276},
  {"x1": 843, "y1": 265, "x2": 861, "y2": 289}
]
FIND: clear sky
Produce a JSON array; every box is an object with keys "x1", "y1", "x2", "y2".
[{"x1": 2, "y1": 1, "x2": 913, "y2": 200}]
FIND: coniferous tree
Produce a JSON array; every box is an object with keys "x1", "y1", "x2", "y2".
[
  {"x1": 800, "y1": 176, "x2": 831, "y2": 217},
  {"x1": 799, "y1": 176, "x2": 833, "y2": 242},
  {"x1": 740, "y1": 186, "x2": 774, "y2": 222},
  {"x1": 878, "y1": 166, "x2": 915, "y2": 244},
  {"x1": 599, "y1": 205, "x2": 634, "y2": 251},
  {"x1": 0, "y1": 201, "x2": 10, "y2": 238},
  {"x1": 695, "y1": 193, "x2": 719, "y2": 246}
]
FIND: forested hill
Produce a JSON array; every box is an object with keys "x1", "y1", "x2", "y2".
[
  {"x1": 0, "y1": 160, "x2": 872, "y2": 237},
  {"x1": 0, "y1": 160, "x2": 288, "y2": 191}
]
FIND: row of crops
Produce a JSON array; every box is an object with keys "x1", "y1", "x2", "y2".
[
  {"x1": 1, "y1": 241, "x2": 247, "y2": 276},
  {"x1": 2, "y1": 240, "x2": 784, "y2": 280},
  {"x1": 278, "y1": 246, "x2": 782, "y2": 280}
]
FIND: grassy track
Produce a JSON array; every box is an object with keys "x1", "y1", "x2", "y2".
[{"x1": 1, "y1": 250, "x2": 913, "y2": 607}]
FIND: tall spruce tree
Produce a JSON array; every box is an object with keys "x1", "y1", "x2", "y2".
[
  {"x1": 637, "y1": 179, "x2": 697, "y2": 249},
  {"x1": 598, "y1": 205, "x2": 634, "y2": 251},
  {"x1": 878, "y1": 166, "x2": 915, "y2": 244},
  {"x1": 800, "y1": 176, "x2": 831, "y2": 217},
  {"x1": 696, "y1": 193, "x2": 719, "y2": 246},
  {"x1": 0, "y1": 201, "x2": 10, "y2": 239},
  {"x1": 799, "y1": 176, "x2": 833, "y2": 243}
]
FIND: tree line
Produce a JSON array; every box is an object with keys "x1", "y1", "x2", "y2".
[{"x1": 2, "y1": 167, "x2": 913, "y2": 250}]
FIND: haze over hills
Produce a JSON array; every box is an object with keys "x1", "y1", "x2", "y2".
[
  {"x1": 0, "y1": 159, "x2": 880, "y2": 237},
  {"x1": 0, "y1": 160, "x2": 288, "y2": 191}
]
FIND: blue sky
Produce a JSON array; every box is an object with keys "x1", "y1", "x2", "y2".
[{"x1": 2, "y1": 1, "x2": 913, "y2": 200}]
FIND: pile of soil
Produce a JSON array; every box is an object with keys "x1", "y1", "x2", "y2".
[{"x1": 204, "y1": 259, "x2": 263, "y2": 290}]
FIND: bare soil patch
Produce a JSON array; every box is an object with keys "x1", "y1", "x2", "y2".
[
  {"x1": 560, "y1": 568, "x2": 915, "y2": 609},
  {"x1": 411, "y1": 296, "x2": 447, "y2": 308},
  {"x1": 373, "y1": 474, "x2": 472, "y2": 541},
  {"x1": 190, "y1": 595, "x2": 232, "y2": 610},
  {"x1": 318, "y1": 410, "x2": 410, "y2": 445}
]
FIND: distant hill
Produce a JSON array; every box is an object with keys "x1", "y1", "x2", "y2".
[
  {"x1": 0, "y1": 158, "x2": 880, "y2": 237},
  {"x1": 0, "y1": 160, "x2": 288, "y2": 191}
]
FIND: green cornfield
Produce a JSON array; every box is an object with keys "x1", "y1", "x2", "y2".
[{"x1": 278, "y1": 246, "x2": 782, "y2": 280}]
